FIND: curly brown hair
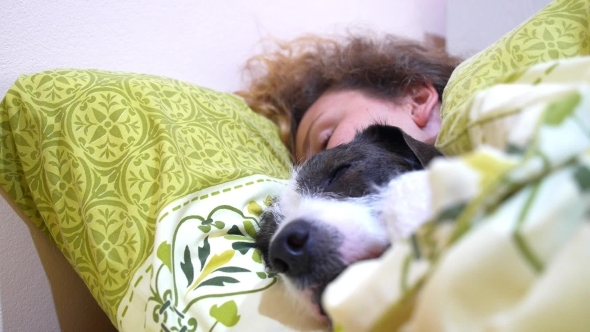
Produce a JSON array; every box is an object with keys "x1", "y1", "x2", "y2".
[{"x1": 237, "y1": 33, "x2": 461, "y2": 159}]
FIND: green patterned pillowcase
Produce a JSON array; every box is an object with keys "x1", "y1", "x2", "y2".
[
  {"x1": 437, "y1": 0, "x2": 590, "y2": 156},
  {"x1": 0, "y1": 70, "x2": 292, "y2": 328}
]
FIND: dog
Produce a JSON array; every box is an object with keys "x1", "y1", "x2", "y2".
[{"x1": 255, "y1": 124, "x2": 442, "y2": 321}]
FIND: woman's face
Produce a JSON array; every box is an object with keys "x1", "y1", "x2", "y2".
[{"x1": 295, "y1": 89, "x2": 433, "y2": 163}]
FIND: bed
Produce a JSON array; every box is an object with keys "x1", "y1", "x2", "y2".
[{"x1": 1, "y1": 0, "x2": 588, "y2": 331}]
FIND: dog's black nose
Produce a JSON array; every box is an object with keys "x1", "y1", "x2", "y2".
[{"x1": 269, "y1": 219, "x2": 312, "y2": 275}]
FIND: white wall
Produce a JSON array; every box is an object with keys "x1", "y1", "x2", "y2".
[
  {"x1": 0, "y1": 1, "x2": 445, "y2": 331},
  {"x1": 447, "y1": 0, "x2": 553, "y2": 57},
  {"x1": 0, "y1": 0, "x2": 446, "y2": 96}
]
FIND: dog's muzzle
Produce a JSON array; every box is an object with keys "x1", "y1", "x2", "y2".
[
  {"x1": 268, "y1": 218, "x2": 346, "y2": 289},
  {"x1": 270, "y1": 219, "x2": 336, "y2": 274}
]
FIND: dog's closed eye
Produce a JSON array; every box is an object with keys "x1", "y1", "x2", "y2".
[{"x1": 321, "y1": 164, "x2": 351, "y2": 189}]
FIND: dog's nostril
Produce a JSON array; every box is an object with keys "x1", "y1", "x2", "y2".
[
  {"x1": 286, "y1": 230, "x2": 308, "y2": 252},
  {"x1": 269, "y1": 219, "x2": 313, "y2": 276}
]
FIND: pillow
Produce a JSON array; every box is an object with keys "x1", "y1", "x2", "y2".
[
  {"x1": 0, "y1": 70, "x2": 323, "y2": 331},
  {"x1": 437, "y1": 0, "x2": 590, "y2": 156}
]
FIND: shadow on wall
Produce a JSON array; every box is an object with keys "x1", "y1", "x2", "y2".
[{"x1": 0, "y1": 191, "x2": 116, "y2": 332}]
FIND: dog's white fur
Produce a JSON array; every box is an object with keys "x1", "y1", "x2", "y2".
[
  {"x1": 272, "y1": 169, "x2": 433, "y2": 251},
  {"x1": 377, "y1": 170, "x2": 433, "y2": 241},
  {"x1": 271, "y1": 168, "x2": 390, "y2": 265}
]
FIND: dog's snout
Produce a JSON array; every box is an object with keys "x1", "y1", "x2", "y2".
[{"x1": 269, "y1": 219, "x2": 312, "y2": 275}]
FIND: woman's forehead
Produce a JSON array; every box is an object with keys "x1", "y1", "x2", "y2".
[
  {"x1": 295, "y1": 90, "x2": 400, "y2": 160},
  {"x1": 295, "y1": 91, "x2": 358, "y2": 158}
]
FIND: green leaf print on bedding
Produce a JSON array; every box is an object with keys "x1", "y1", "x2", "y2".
[
  {"x1": 210, "y1": 300, "x2": 241, "y2": 328},
  {"x1": 117, "y1": 176, "x2": 286, "y2": 331}
]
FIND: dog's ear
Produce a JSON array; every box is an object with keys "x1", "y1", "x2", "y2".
[
  {"x1": 358, "y1": 124, "x2": 442, "y2": 168},
  {"x1": 399, "y1": 129, "x2": 442, "y2": 167}
]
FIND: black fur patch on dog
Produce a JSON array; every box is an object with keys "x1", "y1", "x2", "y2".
[{"x1": 294, "y1": 125, "x2": 437, "y2": 199}]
